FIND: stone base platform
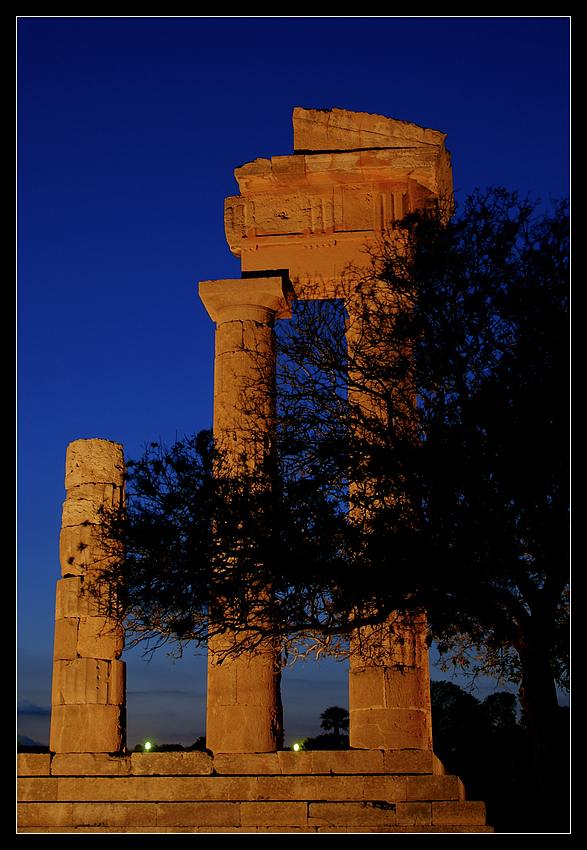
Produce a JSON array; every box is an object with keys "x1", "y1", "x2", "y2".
[{"x1": 17, "y1": 749, "x2": 493, "y2": 833}]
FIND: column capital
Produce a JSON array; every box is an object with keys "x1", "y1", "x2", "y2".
[{"x1": 199, "y1": 277, "x2": 292, "y2": 324}]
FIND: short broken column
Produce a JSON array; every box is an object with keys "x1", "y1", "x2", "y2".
[
  {"x1": 199, "y1": 277, "x2": 291, "y2": 753},
  {"x1": 50, "y1": 439, "x2": 126, "y2": 754}
]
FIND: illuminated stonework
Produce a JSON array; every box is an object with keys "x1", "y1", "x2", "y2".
[
  {"x1": 20, "y1": 110, "x2": 493, "y2": 833},
  {"x1": 50, "y1": 439, "x2": 126, "y2": 754},
  {"x1": 225, "y1": 107, "x2": 452, "y2": 298}
]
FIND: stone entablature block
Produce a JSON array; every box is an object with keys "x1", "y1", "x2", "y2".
[{"x1": 224, "y1": 108, "x2": 452, "y2": 296}]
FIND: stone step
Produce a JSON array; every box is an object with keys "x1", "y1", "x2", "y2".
[
  {"x1": 19, "y1": 748, "x2": 447, "y2": 777},
  {"x1": 19, "y1": 771, "x2": 467, "y2": 804},
  {"x1": 17, "y1": 799, "x2": 491, "y2": 832},
  {"x1": 17, "y1": 751, "x2": 493, "y2": 833}
]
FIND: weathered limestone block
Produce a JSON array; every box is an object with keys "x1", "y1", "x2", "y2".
[
  {"x1": 50, "y1": 704, "x2": 125, "y2": 754},
  {"x1": 54, "y1": 576, "x2": 90, "y2": 618},
  {"x1": 349, "y1": 706, "x2": 431, "y2": 750},
  {"x1": 17, "y1": 801, "x2": 73, "y2": 830},
  {"x1": 75, "y1": 616, "x2": 124, "y2": 660},
  {"x1": 130, "y1": 751, "x2": 214, "y2": 776},
  {"x1": 213, "y1": 751, "x2": 282, "y2": 775},
  {"x1": 52, "y1": 615, "x2": 123, "y2": 663},
  {"x1": 60, "y1": 482, "x2": 122, "y2": 527},
  {"x1": 59, "y1": 523, "x2": 111, "y2": 576},
  {"x1": 64, "y1": 438, "x2": 125, "y2": 490},
  {"x1": 240, "y1": 801, "x2": 308, "y2": 828},
  {"x1": 17, "y1": 753, "x2": 52, "y2": 776},
  {"x1": 396, "y1": 800, "x2": 433, "y2": 827},
  {"x1": 52, "y1": 657, "x2": 125, "y2": 706},
  {"x1": 52, "y1": 616, "x2": 79, "y2": 660},
  {"x1": 17, "y1": 775, "x2": 59, "y2": 803},
  {"x1": 308, "y1": 800, "x2": 398, "y2": 828},
  {"x1": 50, "y1": 753, "x2": 132, "y2": 776},
  {"x1": 349, "y1": 666, "x2": 430, "y2": 710},
  {"x1": 432, "y1": 801, "x2": 488, "y2": 826},
  {"x1": 72, "y1": 800, "x2": 158, "y2": 830},
  {"x1": 292, "y1": 107, "x2": 449, "y2": 153},
  {"x1": 406, "y1": 774, "x2": 466, "y2": 802},
  {"x1": 155, "y1": 801, "x2": 240, "y2": 830},
  {"x1": 53, "y1": 582, "x2": 123, "y2": 655}
]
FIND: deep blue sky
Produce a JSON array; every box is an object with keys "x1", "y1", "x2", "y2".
[{"x1": 17, "y1": 16, "x2": 570, "y2": 749}]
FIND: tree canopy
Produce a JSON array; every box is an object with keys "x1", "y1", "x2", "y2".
[
  {"x1": 95, "y1": 188, "x2": 569, "y2": 783},
  {"x1": 275, "y1": 188, "x2": 569, "y2": 685}
]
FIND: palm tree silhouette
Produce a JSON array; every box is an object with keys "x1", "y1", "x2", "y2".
[{"x1": 320, "y1": 706, "x2": 349, "y2": 741}]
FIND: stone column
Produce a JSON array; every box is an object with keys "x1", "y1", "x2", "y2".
[
  {"x1": 199, "y1": 277, "x2": 291, "y2": 753},
  {"x1": 50, "y1": 439, "x2": 126, "y2": 754},
  {"x1": 345, "y1": 288, "x2": 433, "y2": 751},
  {"x1": 349, "y1": 614, "x2": 433, "y2": 750}
]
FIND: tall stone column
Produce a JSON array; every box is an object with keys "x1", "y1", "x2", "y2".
[
  {"x1": 50, "y1": 439, "x2": 126, "y2": 754},
  {"x1": 199, "y1": 277, "x2": 291, "y2": 753},
  {"x1": 345, "y1": 288, "x2": 433, "y2": 751}
]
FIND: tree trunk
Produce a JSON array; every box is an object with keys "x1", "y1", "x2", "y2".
[{"x1": 516, "y1": 619, "x2": 568, "y2": 829}]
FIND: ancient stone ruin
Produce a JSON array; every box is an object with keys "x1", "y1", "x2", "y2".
[{"x1": 18, "y1": 109, "x2": 492, "y2": 833}]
